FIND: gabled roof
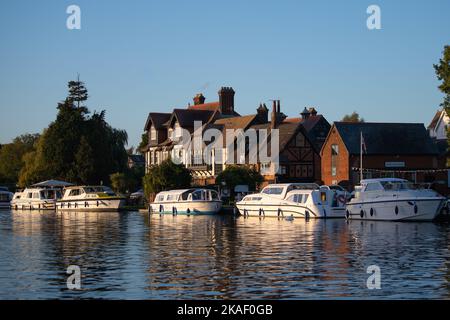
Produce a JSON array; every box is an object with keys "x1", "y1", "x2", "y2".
[
  {"x1": 144, "y1": 112, "x2": 171, "y2": 131},
  {"x1": 214, "y1": 114, "x2": 258, "y2": 130},
  {"x1": 167, "y1": 109, "x2": 216, "y2": 128},
  {"x1": 428, "y1": 110, "x2": 443, "y2": 130},
  {"x1": 333, "y1": 122, "x2": 438, "y2": 155}
]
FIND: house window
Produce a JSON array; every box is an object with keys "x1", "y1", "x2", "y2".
[
  {"x1": 331, "y1": 144, "x2": 339, "y2": 177},
  {"x1": 150, "y1": 126, "x2": 156, "y2": 141}
]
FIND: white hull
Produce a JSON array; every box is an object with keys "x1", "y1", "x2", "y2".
[
  {"x1": 151, "y1": 200, "x2": 222, "y2": 215},
  {"x1": 56, "y1": 198, "x2": 125, "y2": 212},
  {"x1": 346, "y1": 198, "x2": 444, "y2": 221},
  {"x1": 235, "y1": 203, "x2": 346, "y2": 219},
  {"x1": 11, "y1": 200, "x2": 56, "y2": 210}
]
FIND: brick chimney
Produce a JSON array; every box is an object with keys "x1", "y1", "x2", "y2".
[
  {"x1": 301, "y1": 107, "x2": 311, "y2": 120},
  {"x1": 309, "y1": 107, "x2": 317, "y2": 116},
  {"x1": 271, "y1": 100, "x2": 287, "y2": 129},
  {"x1": 218, "y1": 87, "x2": 235, "y2": 115},
  {"x1": 257, "y1": 103, "x2": 268, "y2": 123},
  {"x1": 193, "y1": 93, "x2": 205, "y2": 105}
]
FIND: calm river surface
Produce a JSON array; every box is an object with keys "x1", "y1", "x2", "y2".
[{"x1": 0, "y1": 209, "x2": 449, "y2": 299}]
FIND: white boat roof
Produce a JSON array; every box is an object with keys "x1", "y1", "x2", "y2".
[
  {"x1": 262, "y1": 183, "x2": 320, "y2": 189},
  {"x1": 156, "y1": 188, "x2": 216, "y2": 195},
  {"x1": 360, "y1": 178, "x2": 408, "y2": 184}
]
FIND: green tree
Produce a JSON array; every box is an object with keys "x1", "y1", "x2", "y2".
[
  {"x1": 138, "y1": 133, "x2": 148, "y2": 154},
  {"x1": 434, "y1": 45, "x2": 450, "y2": 164},
  {"x1": 342, "y1": 111, "x2": 365, "y2": 123},
  {"x1": 18, "y1": 79, "x2": 129, "y2": 186},
  {"x1": 216, "y1": 165, "x2": 263, "y2": 201},
  {"x1": 142, "y1": 159, "x2": 192, "y2": 199},
  {"x1": 0, "y1": 133, "x2": 40, "y2": 184},
  {"x1": 68, "y1": 76, "x2": 89, "y2": 109},
  {"x1": 74, "y1": 136, "x2": 96, "y2": 184}
]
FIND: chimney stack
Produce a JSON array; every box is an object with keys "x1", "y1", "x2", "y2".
[
  {"x1": 271, "y1": 100, "x2": 277, "y2": 129},
  {"x1": 257, "y1": 103, "x2": 268, "y2": 123},
  {"x1": 218, "y1": 87, "x2": 235, "y2": 115},
  {"x1": 301, "y1": 107, "x2": 311, "y2": 120},
  {"x1": 193, "y1": 93, "x2": 206, "y2": 105}
]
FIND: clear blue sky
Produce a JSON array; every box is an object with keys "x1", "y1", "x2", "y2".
[{"x1": 1, "y1": 0, "x2": 449, "y2": 148}]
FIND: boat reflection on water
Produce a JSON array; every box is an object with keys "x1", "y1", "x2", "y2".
[
  {"x1": 1, "y1": 210, "x2": 449, "y2": 299},
  {"x1": 143, "y1": 214, "x2": 356, "y2": 299}
]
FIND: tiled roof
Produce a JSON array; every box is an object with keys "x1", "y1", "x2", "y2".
[
  {"x1": 168, "y1": 109, "x2": 216, "y2": 128},
  {"x1": 334, "y1": 122, "x2": 438, "y2": 155},
  {"x1": 214, "y1": 114, "x2": 258, "y2": 130},
  {"x1": 428, "y1": 110, "x2": 443, "y2": 130},
  {"x1": 144, "y1": 112, "x2": 171, "y2": 130},
  {"x1": 188, "y1": 102, "x2": 220, "y2": 111}
]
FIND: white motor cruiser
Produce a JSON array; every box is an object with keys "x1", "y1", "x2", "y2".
[
  {"x1": 11, "y1": 188, "x2": 62, "y2": 210},
  {"x1": 236, "y1": 183, "x2": 348, "y2": 219},
  {"x1": 57, "y1": 186, "x2": 125, "y2": 211},
  {"x1": 345, "y1": 178, "x2": 445, "y2": 221},
  {"x1": 151, "y1": 189, "x2": 222, "y2": 215},
  {"x1": 0, "y1": 187, "x2": 13, "y2": 209}
]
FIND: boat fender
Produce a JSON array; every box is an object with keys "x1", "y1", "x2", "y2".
[
  {"x1": 159, "y1": 205, "x2": 164, "y2": 213},
  {"x1": 75, "y1": 203, "x2": 78, "y2": 208},
  {"x1": 96, "y1": 201, "x2": 99, "y2": 207},
  {"x1": 243, "y1": 209, "x2": 248, "y2": 217},
  {"x1": 360, "y1": 210, "x2": 364, "y2": 218},
  {"x1": 187, "y1": 208, "x2": 190, "y2": 214},
  {"x1": 323, "y1": 209, "x2": 327, "y2": 218},
  {"x1": 395, "y1": 206, "x2": 399, "y2": 215},
  {"x1": 414, "y1": 204, "x2": 418, "y2": 214},
  {"x1": 346, "y1": 210, "x2": 350, "y2": 219},
  {"x1": 305, "y1": 211, "x2": 310, "y2": 220},
  {"x1": 172, "y1": 207, "x2": 177, "y2": 216},
  {"x1": 68, "y1": 203, "x2": 71, "y2": 208},
  {"x1": 259, "y1": 208, "x2": 264, "y2": 216},
  {"x1": 370, "y1": 208, "x2": 374, "y2": 217},
  {"x1": 85, "y1": 202, "x2": 88, "y2": 208},
  {"x1": 277, "y1": 208, "x2": 283, "y2": 217}
]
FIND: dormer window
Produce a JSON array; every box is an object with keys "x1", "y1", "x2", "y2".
[{"x1": 150, "y1": 126, "x2": 156, "y2": 141}]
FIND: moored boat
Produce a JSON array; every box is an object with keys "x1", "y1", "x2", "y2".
[
  {"x1": 11, "y1": 187, "x2": 62, "y2": 210},
  {"x1": 345, "y1": 178, "x2": 445, "y2": 221},
  {"x1": 0, "y1": 187, "x2": 13, "y2": 209},
  {"x1": 56, "y1": 186, "x2": 125, "y2": 211},
  {"x1": 236, "y1": 183, "x2": 348, "y2": 219},
  {"x1": 150, "y1": 188, "x2": 222, "y2": 215}
]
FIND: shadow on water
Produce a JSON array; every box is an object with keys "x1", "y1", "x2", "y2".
[{"x1": 0, "y1": 209, "x2": 449, "y2": 299}]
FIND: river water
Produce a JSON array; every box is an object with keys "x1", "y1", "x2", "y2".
[{"x1": 0, "y1": 209, "x2": 449, "y2": 299}]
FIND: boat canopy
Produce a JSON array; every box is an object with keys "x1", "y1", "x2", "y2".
[{"x1": 31, "y1": 180, "x2": 74, "y2": 188}]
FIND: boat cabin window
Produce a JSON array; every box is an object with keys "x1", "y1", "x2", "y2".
[
  {"x1": 191, "y1": 190, "x2": 204, "y2": 201},
  {"x1": 210, "y1": 190, "x2": 219, "y2": 200},
  {"x1": 364, "y1": 183, "x2": 383, "y2": 192},
  {"x1": 27, "y1": 193, "x2": 33, "y2": 199},
  {"x1": 157, "y1": 195, "x2": 165, "y2": 202},
  {"x1": 303, "y1": 194, "x2": 309, "y2": 203},
  {"x1": 166, "y1": 194, "x2": 177, "y2": 201},
  {"x1": 380, "y1": 181, "x2": 415, "y2": 191},
  {"x1": 69, "y1": 189, "x2": 82, "y2": 197},
  {"x1": 262, "y1": 187, "x2": 284, "y2": 195},
  {"x1": 33, "y1": 192, "x2": 40, "y2": 199}
]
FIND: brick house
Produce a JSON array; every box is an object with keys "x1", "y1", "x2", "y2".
[
  {"x1": 321, "y1": 122, "x2": 440, "y2": 191},
  {"x1": 142, "y1": 86, "x2": 331, "y2": 187}
]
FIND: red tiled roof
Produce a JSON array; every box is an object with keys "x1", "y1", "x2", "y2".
[{"x1": 188, "y1": 102, "x2": 220, "y2": 111}]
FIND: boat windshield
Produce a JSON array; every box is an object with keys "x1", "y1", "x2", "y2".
[
  {"x1": 380, "y1": 181, "x2": 418, "y2": 191},
  {"x1": 262, "y1": 187, "x2": 284, "y2": 195},
  {"x1": 40, "y1": 189, "x2": 61, "y2": 200}
]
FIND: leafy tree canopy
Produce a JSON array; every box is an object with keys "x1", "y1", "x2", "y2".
[
  {"x1": 18, "y1": 79, "x2": 128, "y2": 187},
  {"x1": 216, "y1": 165, "x2": 263, "y2": 200},
  {"x1": 143, "y1": 159, "x2": 192, "y2": 199},
  {"x1": 342, "y1": 111, "x2": 365, "y2": 123}
]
